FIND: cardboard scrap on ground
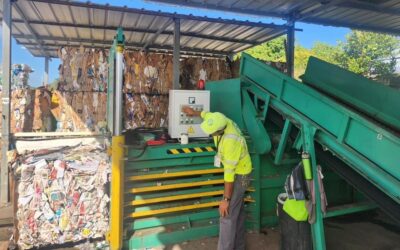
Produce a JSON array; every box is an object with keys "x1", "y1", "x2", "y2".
[{"x1": 14, "y1": 143, "x2": 110, "y2": 249}]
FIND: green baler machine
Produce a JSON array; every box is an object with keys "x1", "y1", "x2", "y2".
[{"x1": 114, "y1": 53, "x2": 400, "y2": 250}]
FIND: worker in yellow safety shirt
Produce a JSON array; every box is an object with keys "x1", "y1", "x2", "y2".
[{"x1": 183, "y1": 107, "x2": 252, "y2": 250}]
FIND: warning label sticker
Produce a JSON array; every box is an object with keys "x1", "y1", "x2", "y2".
[{"x1": 188, "y1": 126, "x2": 195, "y2": 134}]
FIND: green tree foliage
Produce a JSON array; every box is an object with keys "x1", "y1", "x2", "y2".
[
  {"x1": 243, "y1": 36, "x2": 286, "y2": 62},
  {"x1": 310, "y1": 42, "x2": 342, "y2": 65},
  {"x1": 294, "y1": 45, "x2": 313, "y2": 78},
  {"x1": 241, "y1": 30, "x2": 399, "y2": 81},
  {"x1": 338, "y1": 31, "x2": 398, "y2": 78}
]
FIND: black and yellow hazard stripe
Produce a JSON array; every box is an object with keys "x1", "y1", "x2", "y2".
[{"x1": 167, "y1": 146, "x2": 216, "y2": 154}]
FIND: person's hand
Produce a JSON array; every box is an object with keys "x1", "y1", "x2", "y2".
[
  {"x1": 219, "y1": 199, "x2": 229, "y2": 217},
  {"x1": 182, "y1": 106, "x2": 196, "y2": 116}
]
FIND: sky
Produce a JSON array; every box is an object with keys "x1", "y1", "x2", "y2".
[{"x1": 0, "y1": 0, "x2": 351, "y2": 87}]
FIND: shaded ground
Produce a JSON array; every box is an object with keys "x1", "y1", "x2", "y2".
[
  {"x1": 160, "y1": 228, "x2": 280, "y2": 250},
  {"x1": 0, "y1": 227, "x2": 13, "y2": 250},
  {"x1": 324, "y1": 212, "x2": 400, "y2": 250},
  {"x1": 157, "y1": 210, "x2": 400, "y2": 250},
  {"x1": 0, "y1": 210, "x2": 399, "y2": 250}
]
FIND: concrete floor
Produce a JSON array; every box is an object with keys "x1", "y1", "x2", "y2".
[
  {"x1": 153, "y1": 211, "x2": 400, "y2": 250},
  {"x1": 161, "y1": 228, "x2": 280, "y2": 250},
  {"x1": 0, "y1": 210, "x2": 399, "y2": 250},
  {"x1": 324, "y1": 212, "x2": 400, "y2": 250}
]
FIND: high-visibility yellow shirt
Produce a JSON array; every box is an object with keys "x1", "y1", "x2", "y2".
[{"x1": 213, "y1": 118, "x2": 252, "y2": 182}]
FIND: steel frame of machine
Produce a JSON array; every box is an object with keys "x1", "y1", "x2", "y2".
[
  {"x1": 238, "y1": 53, "x2": 400, "y2": 249},
  {"x1": 107, "y1": 31, "x2": 387, "y2": 248}
]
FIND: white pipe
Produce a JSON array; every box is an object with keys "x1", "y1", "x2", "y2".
[{"x1": 114, "y1": 46, "x2": 124, "y2": 136}]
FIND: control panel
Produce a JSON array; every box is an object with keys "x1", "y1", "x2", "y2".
[
  {"x1": 169, "y1": 90, "x2": 210, "y2": 138},
  {"x1": 179, "y1": 105, "x2": 204, "y2": 125}
]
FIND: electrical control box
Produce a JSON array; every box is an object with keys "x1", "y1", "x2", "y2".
[{"x1": 168, "y1": 90, "x2": 210, "y2": 138}]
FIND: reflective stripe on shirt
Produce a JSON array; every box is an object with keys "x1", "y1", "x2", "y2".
[
  {"x1": 224, "y1": 168, "x2": 235, "y2": 174},
  {"x1": 218, "y1": 133, "x2": 248, "y2": 162}
]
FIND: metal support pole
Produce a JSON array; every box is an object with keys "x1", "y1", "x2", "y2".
[
  {"x1": 173, "y1": 18, "x2": 180, "y2": 89},
  {"x1": 114, "y1": 45, "x2": 124, "y2": 136},
  {"x1": 108, "y1": 28, "x2": 125, "y2": 250},
  {"x1": 286, "y1": 21, "x2": 295, "y2": 77},
  {"x1": 302, "y1": 125, "x2": 326, "y2": 250},
  {"x1": 1, "y1": 0, "x2": 12, "y2": 205},
  {"x1": 44, "y1": 57, "x2": 49, "y2": 86},
  {"x1": 109, "y1": 135, "x2": 125, "y2": 250}
]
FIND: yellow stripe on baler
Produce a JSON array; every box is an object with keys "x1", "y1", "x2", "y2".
[
  {"x1": 129, "y1": 179, "x2": 224, "y2": 193},
  {"x1": 130, "y1": 190, "x2": 224, "y2": 206},
  {"x1": 128, "y1": 198, "x2": 256, "y2": 218},
  {"x1": 128, "y1": 168, "x2": 224, "y2": 181},
  {"x1": 166, "y1": 147, "x2": 216, "y2": 154},
  {"x1": 128, "y1": 201, "x2": 220, "y2": 218},
  {"x1": 206, "y1": 147, "x2": 214, "y2": 152},
  {"x1": 182, "y1": 148, "x2": 192, "y2": 153},
  {"x1": 170, "y1": 149, "x2": 180, "y2": 154}
]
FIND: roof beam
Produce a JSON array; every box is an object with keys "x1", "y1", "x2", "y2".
[
  {"x1": 293, "y1": 0, "x2": 346, "y2": 21},
  {"x1": 87, "y1": 3, "x2": 93, "y2": 42},
  {"x1": 303, "y1": 17, "x2": 400, "y2": 36},
  {"x1": 26, "y1": 0, "x2": 288, "y2": 30},
  {"x1": 149, "y1": 0, "x2": 400, "y2": 18},
  {"x1": 47, "y1": 1, "x2": 68, "y2": 39},
  {"x1": 16, "y1": 37, "x2": 232, "y2": 56},
  {"x1": 295, "y1": 0, "x2": 400, "y2": 18},
  {"x1": 144, "y1": 0, "x2": 287, "y2": 19},
  {"x1": 149, "y1": 0, "x2": 400, "y2": 34},
  {"x1": 12, "y1": 2, "x2": 50, "y2": 57},
  {"x1": 67, "y1": 3, "x2": 80, "y2": 39},
  {"x1": 290, "y1": 0, "x2": 400, "y2": 35},
  {"x1": 27, "y1": 47, "x2": 227, "y2": 58},
  {"x1": 336, "y1": 1, "x2": 400, "y2": 16},
  {"x1": 9, "y1": 19, "x2": 260, "y2": 45},
  {"x1": 103, "y1": 5, "x2": 109, "y2": 41},
  {"x1": 142, "y1": 18, "x2": 174, "y2": 50}
]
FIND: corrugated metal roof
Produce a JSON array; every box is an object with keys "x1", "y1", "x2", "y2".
[
  {"x1": 147, "y1": 0, "x2": 400, "y2": 35},
  {"x1": 0, "y1": 0, "x2": 290, "y2": 58}
]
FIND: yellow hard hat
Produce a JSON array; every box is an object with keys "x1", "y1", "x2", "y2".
[{"x1": 200, "y1": 112, "x2": 227, "y2": 135}]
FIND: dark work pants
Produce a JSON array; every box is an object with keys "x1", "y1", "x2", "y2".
[{"x1": 218, "y1": 174, "x2": 249, "y2": 250}]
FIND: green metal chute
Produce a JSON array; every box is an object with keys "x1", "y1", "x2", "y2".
[
  {"x1": 206, "y1": 78, "x2": 272, "y2": 154},
  {"x1": 206, "y1": 78, "x2": 245, "y2": 128},
  {"x1": 241, "y1": 90, "x2": 272, "y2": 154},
  {"x1": 240, "y1": 53, "x2": 400, "y2": 202},
  {"x1": 301, "y1": 56, "x2": 400, "y2": 131},
  {"x1": 238, "y1": 53, "x2": 400, "y2": 249}
]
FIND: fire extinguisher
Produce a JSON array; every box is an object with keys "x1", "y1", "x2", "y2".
[{"x1": 197, "y1": 79, "x2": 205, "y2": 90}]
